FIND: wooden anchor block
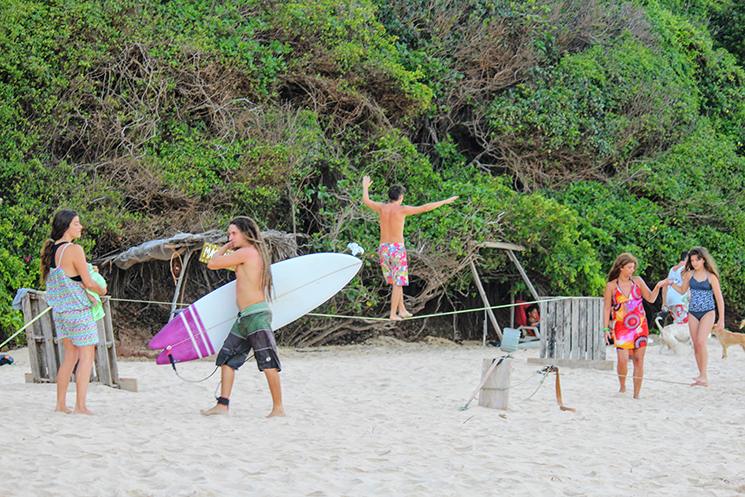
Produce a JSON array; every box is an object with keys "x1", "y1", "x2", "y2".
[{"x1": 478, "y1": 357, "x2": 512, "y2": 410}]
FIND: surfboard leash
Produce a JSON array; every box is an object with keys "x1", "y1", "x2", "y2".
[{"x1": 165, "y1": 346, "x2": 219, "y2": 383}]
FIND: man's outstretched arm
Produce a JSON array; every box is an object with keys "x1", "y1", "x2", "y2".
[
  {"x1": 362, "y1": 176, "x2": 384, "y2": 212},
  {"x1": 402, "y1": 196, "x2": 458, "y2": 215}
]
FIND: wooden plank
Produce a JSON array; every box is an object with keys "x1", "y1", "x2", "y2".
[
  {"x1": 118, "y1": 378, "x2": 137, "y2": 392},
  {"x1": 94, "y1": 316, "x2": 110, "y2": 385},
  {"x1": 590, "y1": 299, "x2": 599, "y2": 360},
  {"x1": 561, "y1": 299, "x2": 573, "y2": 359},
  {"x1": 505, "y1": 250, "x2": 540, "y2": 302},
  {"x1": 41, "y1": 298, "x2": 58, "y2": 383},
  {"x1": 469, "y1": 260, "x2": 503, "y2": 341},
  {"x1": 570, "y1": 298, "x2": 580, "y2": 360},
  {"x1": 578, "y1": 299, "x2": 587, "y2": 361},
  {"x1": 546, "y1": 299, "x2": 557, "y2": 358},
  {"x1": 588, "y1": 298, "x2": 595, "y2": 360},
  {"x1": 509, "y1": 290, "x2": 515, "y2": 329},
  {"x1": 481, "y1": 241, "x2": 525, "y2": 251},
  {"x1": 595, "y1": 298, "x2": 605, "y2": 361},
  {"x1": 103, "y1": 297, "x2": 120, "y2": 388},
  {"x1": 478, "y1": 358, "x2": 511, "y2": 410},
  {"x1": 551, "y1": 299, "x2": 561, "y2": 359},
  {"x1": 539, "y1": 301, "x2": 547, "y2": 358},
  {"x1": 21, "y1": 293, "x2": 42, "y2": 382},
  {"x1": 527, "y1": 357, "x2": 614, "y2": 371},
  {"x1": 552, "y1": 299, "x2": 561, "y2": 357}
]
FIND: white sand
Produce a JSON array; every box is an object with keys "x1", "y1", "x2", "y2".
[{"x1": 1, "y1": 336, "x2": 745, "y2": 496}]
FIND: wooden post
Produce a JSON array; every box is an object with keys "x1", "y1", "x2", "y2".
[
  {"x1": 505, "y1": 250, "x2": 540, "y2": 302},
  {"x1": 482, "y1": 309, "x2": 487, "y2": 348},
  {"x1": 570, "y1": 298, "x2": 580, "y2": 360},
  {"x1": 469, "y1": 260, "x2": 503, "y2": 341},
  {"x1": 510, "y1": 289, "x2": 515, "y2": 328},
  {"x1": 169, "y1": 249, "x2": 192, "y2": 321},
  {"x1": 478, "y1": 357, "x2": 512, "y2": 410},
  {"x1": 102, "y1": 297, "x2": 120, "y2": 387},
  {"x1": 21, "y1": 294, "x2": 43, "y2": 381}
]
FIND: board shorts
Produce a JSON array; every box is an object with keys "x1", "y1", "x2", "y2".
[
  {"x1": 53, "y1": 307, "x2": 99, "y2": 347},
  {"x1": 216, "y1": 302, "x2": 281, "y2": 372},
  {"x1": 379, "y1": 243, "x2": 409, "y2": 286}
]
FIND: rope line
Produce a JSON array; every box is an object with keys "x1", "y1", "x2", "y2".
[
  {"x1": 108, "y1": 296, "x2": 569, "y2": 320},
  {"x1": 593, "y1": 370, "x2": 702, "y2": 386},
  {"x1": 481, "y1": 370, "x2": 544, "y2": 391},
  {"x1": 515, "y1": 370, "x2": 553, "y2": 404},
  {"x1": 110, "y1": 297, "x2": 190, "y2": 306},
  {"x1": 306, "y1": 297, "x2": 571, "y2": 322},
  {"x1": 0, "y1": 307, "x2": 52, "y2": 349}
]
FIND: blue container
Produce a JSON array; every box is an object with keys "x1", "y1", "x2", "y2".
[{"x1": 500, "y1": 328, "x2": 521, "y2": 353}]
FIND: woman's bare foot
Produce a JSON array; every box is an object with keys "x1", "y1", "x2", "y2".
[
  {"x1": 55, "y1": 406, "x2": 71, "y2": 414},
  {"x1": 267, "y1": 407, "x2": 286, "y2": 418},
  {"x1": 74, "y1": 408, "x2": 94, "y2": 415},
  {"x1": 389, "y1": 315, "x2": 403, "y2": 321},
  {"x1": 399, "y1": 311, "x2": 413, "y2": 318},
  {"x1": 201, "y1": 404, "x2": 229, "y2": 416},
  {"x1": 691, "y1": 378, "x2": 708, "y2": 387}
]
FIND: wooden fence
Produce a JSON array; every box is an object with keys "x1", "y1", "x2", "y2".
[
  {"x1": 21, "y1": 290, "x2": 120, "y2": 387},
  {"x1": 540, "y1": 297, "x2": 605, "y2": 362}
]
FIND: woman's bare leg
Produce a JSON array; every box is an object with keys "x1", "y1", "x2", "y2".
[
  {"x1": 631, "y1": 346, "x2": 647, "y2": 398},
  {"x1": 55, "y1": 339, "x2": 78, "y2": 413},
  {"x1": 616, "y1": 348, "x2": 629, "y2": 393},
  {"x1": 74, "y1": 345, "x2": 96, "y2": 415},
  {"x1": 690, "y1": 312, "x2": 714, "y2": 386}
]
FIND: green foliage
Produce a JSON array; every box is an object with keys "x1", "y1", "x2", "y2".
[
  {"x1": 488, "y1": 34, "x2": 698, "y2": 166},
  {"x1": 4, "y1": 0, "x2": 745, "y2": 345}
]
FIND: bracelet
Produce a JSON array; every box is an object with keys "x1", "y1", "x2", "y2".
[{"x1": 603, "y1": 327, "x2": 611, "y2": 333}]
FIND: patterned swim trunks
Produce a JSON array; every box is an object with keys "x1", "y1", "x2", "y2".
[
  {"x1": 53, "y1": 307, "x2": 99, "y2": 347},
  {"x1": 216, "y1": 302, "x2": 281, "y2": 372},
  {"x1": 379, "y1": 243, "x2": 409, "y2": 286}
]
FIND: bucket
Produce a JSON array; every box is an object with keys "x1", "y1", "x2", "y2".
[{"x1": 501, "y1": 328, "x2": 521, "y2": 353}]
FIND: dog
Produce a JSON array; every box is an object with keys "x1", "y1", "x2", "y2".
[
  {"x1": 654, "y1": 316, "x2": 691, "y2": 355},
  {"x1": 711, "y1": 321, "x2": 745, "y2": 359}
]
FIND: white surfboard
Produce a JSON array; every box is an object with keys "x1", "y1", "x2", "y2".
[{"x1": 148, "y1": 253, "x2": 361, "y2": 364}]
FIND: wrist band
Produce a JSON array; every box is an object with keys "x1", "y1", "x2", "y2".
[{"x1": 603, "y1": 327, "x2": 611, "y2": 333}]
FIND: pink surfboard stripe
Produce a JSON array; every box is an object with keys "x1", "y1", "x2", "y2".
[
  {"x1": 191, "y1": 307, "x2": 215, "y2": 356},
  {"x1": 182, "y1": 308, "x2": 209, "y2": 358}
]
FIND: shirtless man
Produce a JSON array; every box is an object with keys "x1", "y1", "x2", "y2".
[
  {"x1": 201, "y1": 216, "x2": 286, "y2": 417},
  {"x1": 362, "y1": 176, "x2": 458, "y2": 320}
]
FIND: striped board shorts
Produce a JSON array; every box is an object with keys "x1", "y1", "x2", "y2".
[{"x1": 53, "y1": 307, "x2": 99, "y2": 347}]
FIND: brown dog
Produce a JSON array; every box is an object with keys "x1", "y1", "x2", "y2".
[{"x1": 712, "y1": 321, "x2": 745, "y2": 359}]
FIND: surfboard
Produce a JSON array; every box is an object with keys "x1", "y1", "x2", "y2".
[{"x1": 148, "y1": 253, "x2": 362, "y2": 365}]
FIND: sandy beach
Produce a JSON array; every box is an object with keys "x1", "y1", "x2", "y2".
[{"x1": 1, "y1": 336, "x2": 744, "y2": 496}]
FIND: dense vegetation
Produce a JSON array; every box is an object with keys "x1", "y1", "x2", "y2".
[{"x1": 2, "y1": 0, "x2": 745, "y2": 347}]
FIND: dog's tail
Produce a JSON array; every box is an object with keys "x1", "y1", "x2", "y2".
[{"x1": 655, "y1": 316, "x2": 665, "y2": 333}]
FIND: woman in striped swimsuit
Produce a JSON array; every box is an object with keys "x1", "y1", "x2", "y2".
[
  {"x1": 602, "y1": 253, "x2": 669, "y2": 398},
  {"x1": 40, "y1": 210, "x2": 107, "y2": 414},
  {"x1": 669, "y1": 246, "x2": 725, "y2": 387}
]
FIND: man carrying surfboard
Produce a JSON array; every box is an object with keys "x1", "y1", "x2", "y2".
[
  {"x1": 201, "y1": 216, "x2": 286, "y2": 417},
  {"x1": 362, "y1": 176, "x2": 458, "y2": 320}
]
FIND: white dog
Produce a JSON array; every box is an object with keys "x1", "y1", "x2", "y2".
[{"x1": 655, "y1": 316, "x2": 691, "y2": 355}]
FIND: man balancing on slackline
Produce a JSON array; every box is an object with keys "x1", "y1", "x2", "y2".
[{"x1": 362, "y1": 176, "x2": 458, "y2": 320}]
